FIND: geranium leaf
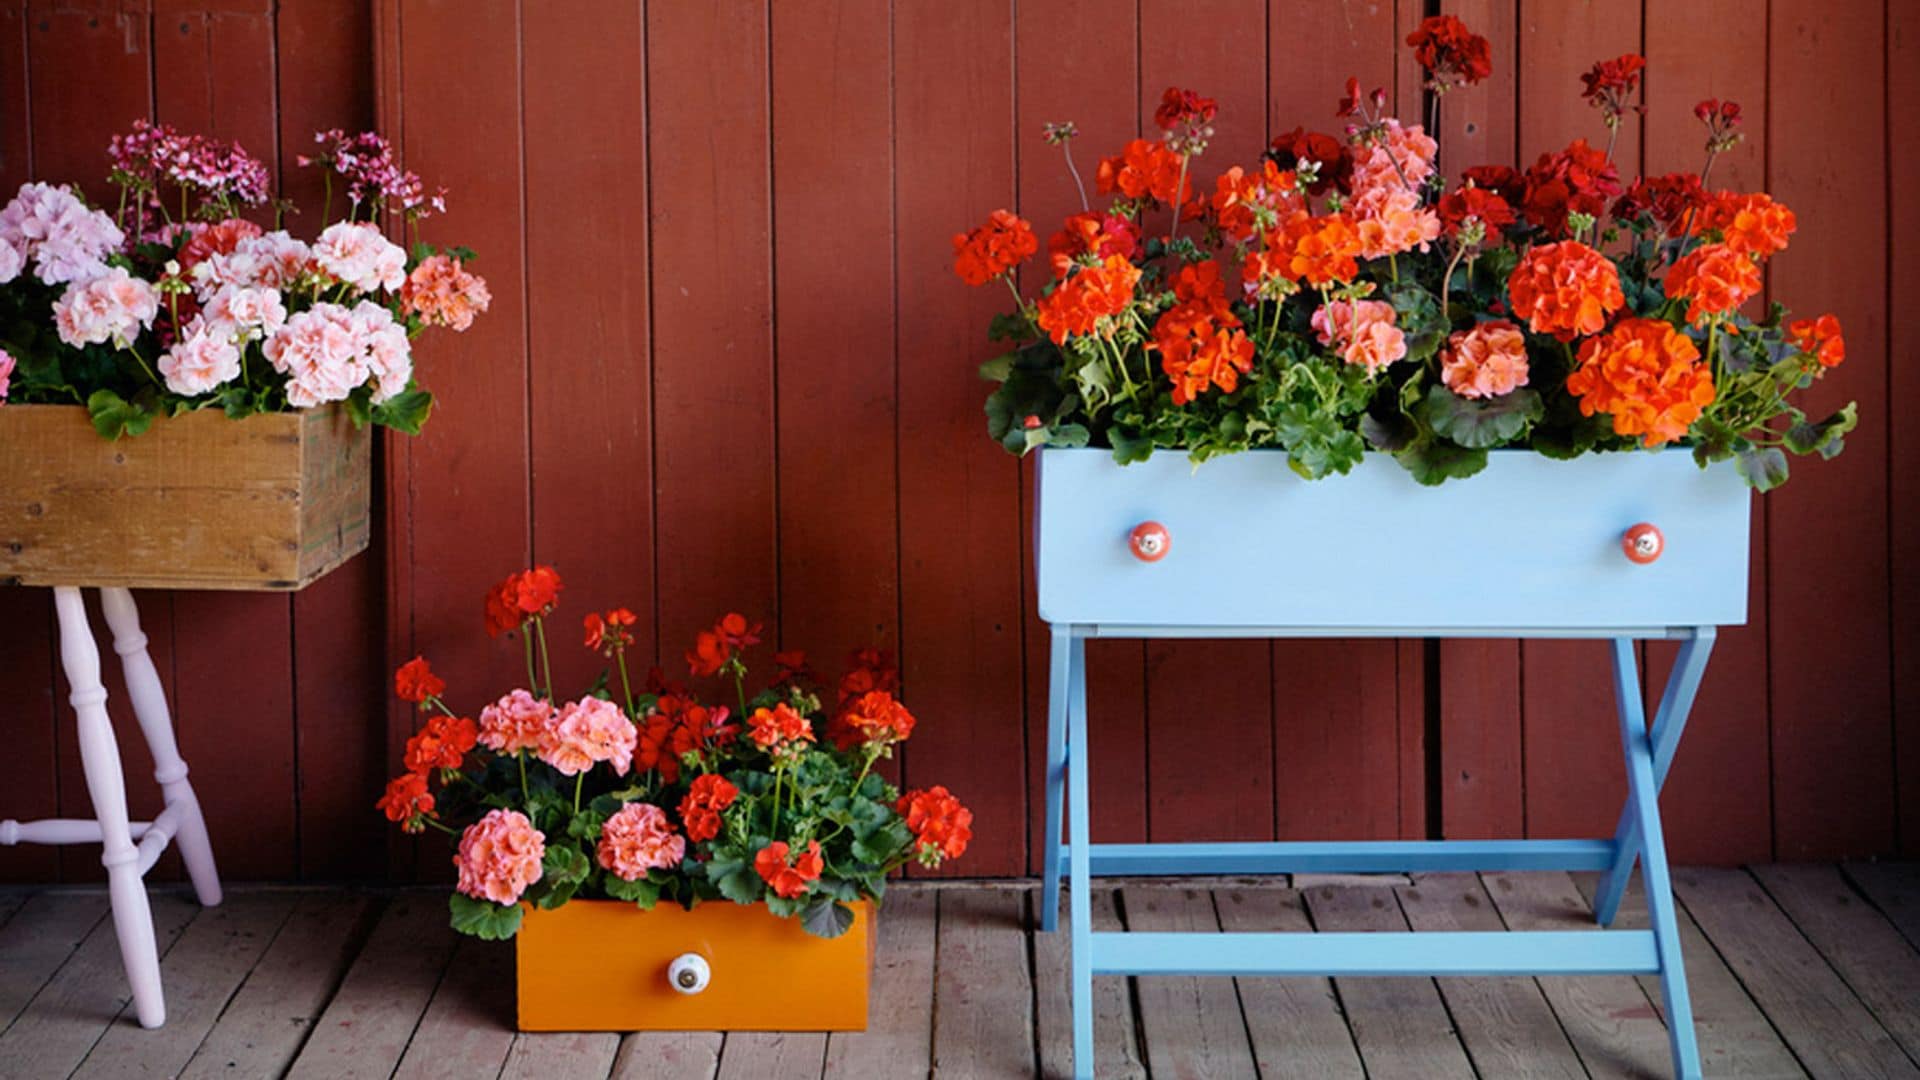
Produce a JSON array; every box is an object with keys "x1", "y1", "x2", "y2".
[
  {"x1": 1418, "y1": 385, "x2": 1543, "y2": 449},
  {"x1": 801, "y1": 897, "x2": 856, "y2": 940},
  {"x1": 86, "y1": 388, "x2": 153, "y2": 440},
  {"x1": 1734, "y1": 445, "x2": 1790, "y2": 491},
  {"x1": 448, "y1": 892, "x2": 523, "y2": 941}
]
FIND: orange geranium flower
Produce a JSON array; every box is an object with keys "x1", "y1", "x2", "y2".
[
  {"x1": 1788, "y1": 313, "x2": 1846, "y2": 368},
  {"x1": 754, "y1": 839, "x2": 824, "y2": 899},
  {"x1": 1703, "y1": 191, "x2": 1795, "y2": 258},
  {"x1": 1047, "y1": 211, "x2": 1141, "y2": 278},
  {"x1": 1664, "y1": 242, "x2": 1761, "y2": 323},
  {"x1": 393, "y1": 655, "x2": 445, "y2": 705},
  {"x1": 677, "y1": 772, "x2": 738, "y2": 843},
  {"x1": 1034, "y1": 254, "x2": 1142, "y2": 344},
  {"x1": 1566, "y1": 317, "x2": 1715, "y2": 447},
  {"x1": 747, "y1": 702, "x2": 814, "y2": 751},
  {"x1": 376, "y1": 772, "x2": 435, "y2": 832},
  {"x1": 952, "y1": 209, "x2": 1038, "y2": 286},
  {"x1": 1211, "y1": 160, "x2": 1303, "y2": 245},
  {"x1": 403, "y1": 713, "x2": 479, "y2": 775},
  {"x1": 841, "y1": 689, "x2": 917, "y2": 747},
  {"x1": 1265, "y1": 212, "x2": 1362, "y2": 288},
  {"x1": 1154, "y1": 259, "x2": 1253, "y2": 405},
  {"x1": 1506, "y1": 240, "x2": 1625, "y2": 340},
  {"x1": 898, "y1": 786, "x2": 973, "y2": 868},
  {"x1": 1095, "y1": 138, "x2": 1192, "y2": 206}
]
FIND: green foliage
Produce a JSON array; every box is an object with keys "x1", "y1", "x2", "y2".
[
  {"x1": 86, "y1": 389, "x2": 155, "y2": 440},
  {"x1": 449, "y1": 892, "x2": 523, "y2": 941}
]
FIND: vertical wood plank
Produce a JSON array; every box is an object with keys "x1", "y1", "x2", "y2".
[
  {"x1": 768, "y1": 0, "x2": 898, "y2": 670},
  {"x1": 1016, "y1": 0, "x2": 1149, "y2": 865},
  {"x1": 1891, "y1": 0, "x2": 1920, "y2": 860},
  {"x1": 822, "y1": 886, "x2": 936, "y2": 1077},
  {"x1": 1638, "y1": 0, "x2": 1774, "y2": 867},
  {"x1": 1135, "y1": 0, "x2": 1277, "y2": 846},
  {"x1": 646, "y1": 0, "x2": 778, "y2": 666},
  {"x1": 1215, "y1": 886, "x2": 1366, "y2": 1078},
  {"x1": 287, "y1": 893, "x2": 457, "y2": 1080},
  {"x1": 522, "y1": 0, "x2": 654, "y2": 698},
  {"x1": 384, "y1": 0, "x2": 531, "y2": 843},
  {"x1": 278, "y1": 0, "x2": 384, "y2": 882},
  {"x1": 389, "y1": 938, "x2": 515, "y2": 1079},
  {"x1": 892, "y1": 0, "x2": 1025, "y2": 877},
  {"x1": 1034, "y1": 888, "x2": 1145, "y2": 1080},
  {"x1": 1125, "y1": 884, "x2": 1258, "y2": 1079},
  {"x1": 1765, "y1": 0, "x2": 1895, "y2": 860}
]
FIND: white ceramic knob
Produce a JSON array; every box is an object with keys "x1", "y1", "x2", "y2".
[{"x1": 668, "y1": 953, "x2": 711, "y2": 994}]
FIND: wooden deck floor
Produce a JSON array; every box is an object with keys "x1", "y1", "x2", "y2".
[{"x1": 1, "y1": 866, "x2": 1917, "y2": 1078}]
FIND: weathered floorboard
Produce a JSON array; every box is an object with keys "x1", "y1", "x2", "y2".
[
  {"x1": 1124, "y1": 884, "x2": 1257, "y2": 1080},
  {"x1": 0, "y1": 891, "x2": 109, "y2": 1030},
  {"x1": 1302, "y1": 880, "x2": 1475, "y2": 1080},
  {"x1": 931, "y1": 887, "x2": 1034, "y2": 1078},
  {"x1": 1213, "y1": 885, "x2": 1364, "y2": 1079},
  {"x1": 1845, "y1": 863, "x2": 1920, "y2": 953},
  {"x1": 1397, "y1": 873, "x2": 1585, "y2": 1078},
  {"x1": 713, "y1": 1032, "x2": 826, "y2": 1080},
  {"x1": 500, "y1": 1031, "x2": 623, "y2": 1080},
  {"x1": 390, "y1": 936, "x2": 516, "y2": 1080},
  {"x1": 1754, "y1": 864, "x2": 1920, "y2": 1064},
  {"x1": 286, "y1": 892, "x2": 457, "y2": 1080},
  {"x1": 1034, "y1": 888, "x2": 1145, "y2": 1080},
  {"x1": 824, "y1": 886, "x2": 937, "y2": 1078},
  {"x1": 611, "y1": 1030, "x2": 723, "y2": 1080},
  {"x1": 1480, "y1": 870, "x2": 1672, "y2": 1080}
]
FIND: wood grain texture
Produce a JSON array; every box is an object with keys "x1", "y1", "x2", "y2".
[
  {"x1": 1034, "y1": 887, "x2": 1146, "y2": 1080},
  {"x1": 823, "y1": 886, "x2": 936, "y2": 1077},
  {"x1": 0, "y1": 891, "x2": 108, "y2": 1028},
  {"x1": 287, "y1": 893, "x2": 457, "y2": 1079},
  {"x1": 611, "y1": 1031, "x2": 722, "y2": 1080},
  {"x1": 1125, "y1": 884, "x2": 1258, "y2": 1079},
  {"x1": 931, "y1": 887, "x2": 1033, "y2": 1078},
  {"x1": 1847, "y1": 863, "x2": 1920, "y2": 952},
  {"x1": 1752, "y1": 864, "x2": 1920, "y2": 1064},
  {"x1": 1215, "y1": 885, "x2": 1366, "y2": 1079}
]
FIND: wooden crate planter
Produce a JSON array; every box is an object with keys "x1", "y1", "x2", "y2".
[
  {"x1": 516, "y1": 899, "x2": 875, "y2": 1032},
  {"x1": 0, "y1": 404, "x2": 371, "y2": 591}
]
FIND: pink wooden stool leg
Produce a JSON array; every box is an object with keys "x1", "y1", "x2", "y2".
[
  {"x1": 53, "y1": 586, "x2": 166, "y2": 1029},
  {"x1": 99, "y1": 588, "x2": 221, "y2": 907}
]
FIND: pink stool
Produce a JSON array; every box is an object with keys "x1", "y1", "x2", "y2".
[{"x1": 0, "y1": 586, "x2": 222, "y2": 1028}]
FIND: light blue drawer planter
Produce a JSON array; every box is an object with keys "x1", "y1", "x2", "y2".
[
  {"x1": 1034, "y1": 446, "x2": 1745, "y2": 1080},
  {"x1": 1035, "y1": 448, "x2": 1751, "y2": 634}
]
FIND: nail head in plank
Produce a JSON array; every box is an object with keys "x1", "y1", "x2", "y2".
[
  {"x1": 1213, "y1": 886, "x2": 1363, "y2": 1079},
  {"x1": 1479, "y1": 870, "x2": 1672, "y2": 1080},
  {"x1": 1396, "y1": 873, "x2": 1585, "y2": 1079},
  {"x1": 1302, "y1": 881, "x2": 1475, "y2": 1080}
]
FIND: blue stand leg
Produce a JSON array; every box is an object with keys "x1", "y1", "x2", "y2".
[
  {"x1": 1594, "y1": 628, "x2": 1715, "y2": 927},
  {"x1": 1066, "y1": 632, "x2": 1095, "y2": 1080},
  {"x1": 1610, "y1": 638, "x2": 1705, "y2": 1080},
  {"x1": 1041, "y1": 630, "x2": 1071, "y2": 933}
]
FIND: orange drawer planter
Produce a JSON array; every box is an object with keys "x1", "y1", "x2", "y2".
[{"x1": 516, "y1": 899, "x2": 875, "y2": 1032}]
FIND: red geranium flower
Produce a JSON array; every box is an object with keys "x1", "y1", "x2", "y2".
[
  {"x1": 1788, "y1": 314, "x2": 1845, "y2": 368},
  {"x1": 1520, "y1": 139, "x2": 1622, "y2": 237},
  {"x1": 1407, "y1": 14, "x2": 1492, "y2": 91},
  {"x1": 583, "y1": 607, "x2": 638, "y2": 653},
  {"x1": 376, "y1": 772, "x2": 435, "y2": 832},
  {"x1": 1047, "y1": 211, "x2": 1141, "y2": 279},
  {"x1": 403, "y1": 713, "x2": 478, "y2": 775},
  {"x1": 678, "y1": 773, "x2": 739, "y2": 844},
  {"x1": 1460, "y1": 165, "x2": 1524, "y2": 205},
  {"x1": 1266, "y1": 127, "x2": 1350, "y2": 196},
  {"x1": 747, "y1": 703, "x2": 814, "y2": 752},
  {"x1": 1612, "y1": 173, "x2": 1707, "y2": 236},
  {"x1": 1580, "y1": 53, "x2": 1646, "y2": 128},
  {"x1": 484, "y1": 565, "x2": 564, "y2": 636},
  {"x1": 393, "y1": 655, "x2": 445, "y2": 705},
  {"x1": 897, "y1": 786, "x2": 973, "y2": 868},
  {"x1": 1437, "y1": 185, "x2": 1516, "y2": 237},
  {"x1": 952, "y1": 209, "x2": 1038, "y2": 286},
  {"x1": 772, "y1": 650, "x2": 816, "y2": 687},
  {"x1": 754, "y1": 840, "x2": 824, "y2": 899},
  {"x1": 1153, "y1": 86, "x2": 1218, "y2": 132}
]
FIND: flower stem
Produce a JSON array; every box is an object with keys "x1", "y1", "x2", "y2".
[
  {"x1": 1169, "y1": 154, "x2": 1191, "y2": 243},
  {"x1": 521, "y1": 626, "x2": 538, "y2": 695},
  {"x1": 615, "y1": 647, "x2": 636, "y2": 717},
  {"x1": 573, "y1": 772, "x2": 584, "y2": 814},
  {"x1": 518, "y1": 751, "x2": 528, "y2": 802},
  {"x1": 1061, "y1": 142, "x2": 1090, "y2": 212},
  {"x1": 535, "y1": 616, "x2": 555, "y2": 700},
  {"x1": 770, "y1": 765, "x2": 784, "y2": 837}
]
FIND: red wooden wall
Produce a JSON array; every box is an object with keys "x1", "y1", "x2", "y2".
[{"x1": 3, "y1": 0, "x2": 1914, "y2": 884}]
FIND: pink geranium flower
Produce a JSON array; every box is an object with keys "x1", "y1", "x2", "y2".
[
  {"x1": 191, "y1": 230, "x2": 313, "y2": 300},
  {"x1": 350, "y1": 301, "x2": 413, "y2": 403},
  {"x1": 0, "y1": 237, "x2": 22, "y2": 284},
  {"x1": 0, "y1": 182, "x2": 124, "y2": 285},
  {"x1": 262, "y1": 303, "x2": 368, "y2": 407},
  {"x1": 1311, "y1": 298, "x2": 1407, "y2": 375},
  {"x1": 401, "y1": 254, "x2": 491, "y2": 332},
  {"x1": 596, "y1": 802, "x2": 686, "y2": 881},
  {"x1": 453, "y1": 808, "x2": 545, "y2": 905},
  {"x1": 157, "y1": 320, "x2": 243, "y2": 396},
  {"x1": 0, "y1": 348, "x2": 14, "y2": 403},
  {"x1": 477, "y1": 688, "x2": 558, "y2": 755},
  {"x1": 1441, "y1": 319, "x2": 1531, "y2": 399},
  {"x1": 53, "y1": 267, "x2": 159, "y2": 349},
  {"x1": 313, "y1": 221, "x2": 406, "y2": 293},
  {"x1": 541, "y1": 696, "x2": 636, "y2": 777},
  {"x1": 203, "y1": 284, "x2": 287, "y2": 342}
]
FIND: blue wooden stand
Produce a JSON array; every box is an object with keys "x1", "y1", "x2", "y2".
[
  {"x1": 1030, "y1": 448, "x2": 1752, "y2": 1080},
  {"x1": 1039, "y1": 624, "x2": 1715, "y2": 1079}
]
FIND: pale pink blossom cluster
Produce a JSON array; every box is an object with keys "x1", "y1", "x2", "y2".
[
  {"x1": 53, "y1": 267, "x2": 159, "y2": 348},
  {"x1": 1348, "y1": 121, "x2": 1441, "y2": 259},
  {"x1": 1311, "y1": 298, "x2": 1408, "y2": 375},
  {"x1": 108, "y1": 120, "x2": 270, "y2": 206},
  {"x1": 178, "y1": 219, "x2": 263, "y2": 275},
  {"x1": 260, "y1": 301, "x2": 415, "y2": 408},
  {"x1": 302, "y1": 129, "x2": 445, "y2": 217},
  {"x1": 203, "y1": 284, "x2": 288, "y2": 342},
  {"x1": 157, "y1": 320, "x2": 243, "y2": 396},
  {"x1": 313, "y1": 222, "x2": 406, "y2": 293},
  {"x1": 0, "y1": 237, "x2": 21, "y2": 283},
  {"x1": 0, "y1": 183, "x2": 126, "y2": 285},
  {"x1": 190, "y1": 230, "x2": 314, "y2": 300},
  {"x1": 454, "y1": 808, "x2": 546, "y2": 905},
  {"x1": 1440, "y1": 319, "x2": 1531, "y2": 399},
  {"x1": 540, "y1": 696, "x2": 637, "y2": 777},
  {"x1": 596, "y1": 802, "x2": 686, "y2": 881},
  {"x1": 478, "y1": 689, "x2": 558, "y2": 755},
  {"x1": 0, "y1": 348, "x2": 14, "y2": 403}
]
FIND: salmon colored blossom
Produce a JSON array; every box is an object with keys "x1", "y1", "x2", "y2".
[
  {"x1": 1034, "y1": 254, "x2": 1141, "y2": 345},
  {"x1": 1352, "y1": 184, "x2": 1442, "y2": 259},
  {"x1": 1788, "y1": 314, "x2": 1845, "y2": 368},
  {"x1": 1566, "y1": 317, "x2": 1715, "y2": 447},
  {"x1": 1703, "y1": 192, "x2": 1795, "y2": 258},
  {"x1": 754, "y1": 840, "x2": 824, "y2": 899},
  {"x1": 477, "y1": 688, "x2": 557, "y2": 755},
  {"x1": 394, "y1": 655, "x2": 445, "y2": 704},
  {"x1": 898, "y1": 786, "x2": 973, "y2": 867},
  {"x1": 401, "y1": 254, "x2": 491, "y2": 331},
  {"x1": 1664, "y1": 242, "x2": 1761, "y2": 323},
  {"x1": 1311, "y1": 299, "x2": 1407, "y2": 375},
  {"x1": 748, "y1": 702, "x2": 814, "y2": 752},
  {"x1": 951, "y1": 209, "x2": 1038, "y2": 286},
  {"x1": 1441, "y1": 320, "x2": 1531, "y2": 399},
  {"x1": 1506, "y1": 240, "x2": 1625, "y2": 340},
  {"x1": 453, "y1": 808, "x2": 545, "y2": 905},
  {"x1": 541, "y1": 696, "x2": 635, "y2": 777},
  {"x1": 596, "y1": 802, "x2": 685, "y2": 881},
  {"x1": 678, "y1": 773, "x2": 739, "y2": 843}
]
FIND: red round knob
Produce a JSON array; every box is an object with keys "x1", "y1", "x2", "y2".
[
  {"x1": 1129, "y1": 521, "x2": 1170, "y2": 563},
  {"x1": 1622, "y1": 523, "x2": 1664, "y2": 565}
]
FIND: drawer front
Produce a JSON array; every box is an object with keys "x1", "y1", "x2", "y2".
[{"x1": 1035, "y1": 449, "x2": 1751, "y2": 631}]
